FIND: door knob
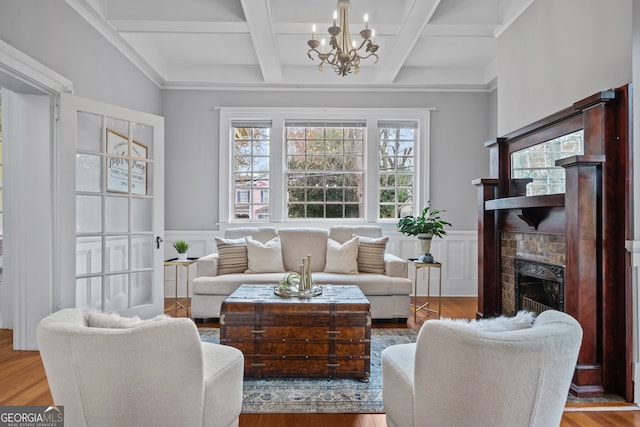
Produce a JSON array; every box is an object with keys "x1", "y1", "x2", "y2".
[{"x1": 156, "y1": 236, "x2": 164, "y2": 249}]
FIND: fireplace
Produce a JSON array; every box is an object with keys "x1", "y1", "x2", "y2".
[
  {"x1": 514, "y1": 259, "x2": 564, "y2": 314},
  {"x1": 475, "y1": 87, "x2": 632, "y2": 400}
]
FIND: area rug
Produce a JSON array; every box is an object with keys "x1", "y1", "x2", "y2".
[{"x1": 199, "y1": 328, "x2": 417, "y2": 413}]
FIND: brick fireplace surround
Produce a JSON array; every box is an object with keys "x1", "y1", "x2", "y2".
[{"x1": 474, "y1": 86, "x2": 633, "y2": 401}]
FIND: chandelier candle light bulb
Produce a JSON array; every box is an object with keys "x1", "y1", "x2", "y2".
[{"x1": 307, "y1": 0, "x2": 380, "y2": 76}]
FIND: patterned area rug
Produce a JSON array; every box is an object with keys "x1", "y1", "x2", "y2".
[{"x1": 199, "y1": 328, "x2": 417, "y2": 413}]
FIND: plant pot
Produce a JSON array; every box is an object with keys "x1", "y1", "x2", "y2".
[
  {"x1": 177, "y1": 253, "x2": 188, "y2": 262},
  {"x1": 417, "y1": 233, "x2": 433, "y2": 256}
]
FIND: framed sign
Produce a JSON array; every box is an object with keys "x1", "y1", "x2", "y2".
[{"x1": 106, "y1": 129, "x2": 148, "y2": 195}]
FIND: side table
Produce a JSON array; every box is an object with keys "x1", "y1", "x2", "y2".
[
  {"x1": 164, "y1": 258, "x2": 198, "y2": 317},
  {"x1": 410, "y1": 260, "x2": 442, "y2": 322}
]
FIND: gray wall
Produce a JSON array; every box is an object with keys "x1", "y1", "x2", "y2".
[
  {"x1": 162, "y1": 89, "x2": 491, "y2": 231},
  {"x1": 496, "y1": 0, "x2": 632, "y2": 135},
  {"x1": 0, "y1": 0, "x2": 161, "y2": 114}
]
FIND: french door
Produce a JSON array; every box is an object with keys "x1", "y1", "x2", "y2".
[{"x1": 58, "y1": 94, "x2": 164, "y2": 318}]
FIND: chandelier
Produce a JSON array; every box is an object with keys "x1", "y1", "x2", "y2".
[{"x1": 306, "y1": 0, "x2": 379, "y2": 77}]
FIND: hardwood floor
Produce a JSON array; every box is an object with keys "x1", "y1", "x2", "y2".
[{"x1": 1, "y1": 297, "x2": 638, "y2": 426}]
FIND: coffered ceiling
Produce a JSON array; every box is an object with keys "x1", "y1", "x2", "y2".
[{"x1": 67, "y1": 0, "x2": 534, "y2": 90}]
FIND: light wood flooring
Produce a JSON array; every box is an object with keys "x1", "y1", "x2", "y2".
[{"x1": 1, "y1": 297, "x2": 638, "y2": 426}]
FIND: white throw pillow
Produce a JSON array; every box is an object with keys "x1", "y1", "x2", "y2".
[
  {"x1": 324, "y1": 236, "x2": 359, "y2": 274},
  {"x1": 86, "y1": 310, "x2": 170, "y2": 328},
  {"x1": 245, "y1": 236, "x2": 286, "y2": 273},
  {"x1": 438, "y1": 310, "x2": 536, "y2": 332}
]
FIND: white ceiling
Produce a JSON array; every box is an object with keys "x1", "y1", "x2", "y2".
[{"x1": 69, "y1": 0, "x2": 534, "y2": 90}]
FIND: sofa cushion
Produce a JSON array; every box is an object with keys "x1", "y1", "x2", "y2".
[
  {"x1": 357, "y1": 235, "x2": 389, "y2": 274},
  {"x1": 193, "y1": 273, "x2": 288, "y2": 295},
  {"x1": 245, "y1": 236, "x2": 285, "y2": 273},
  {"x1": 224, "y1": 227, "x2": 277, "y2": 243},
  {"x1": 311, "y1": 273, "x2": 412, "y2": 295},
  {"x1": 278, "y1": 228, "x2": 328, "y2": 272},
  {"x1": 324, "y1": 237, "x2": 359, "y2": 274},
  {"x1": 193, "y1": 272, "x2": 412, "y2": 296},
  {"x1": 329, "y1": 226, "x2": 382, "y2": 244},
  {"x1": 215, "y1": 237, "x2": 248, "y2": 275}
]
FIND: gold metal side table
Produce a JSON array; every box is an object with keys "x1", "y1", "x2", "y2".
[
  {"x1": 410, "y1": 260, "x2": 442, "y2": 322},
  {"x1": 164, "y1": 258, "x2": 198, "y2": 317}
]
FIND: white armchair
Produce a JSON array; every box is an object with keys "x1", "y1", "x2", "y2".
[
  {"x1": 382, "y1": 310, "x2": 582, "y2": 427},
  {"x1": 37, "y1": 309, "x2": 244, "y2": 427}
]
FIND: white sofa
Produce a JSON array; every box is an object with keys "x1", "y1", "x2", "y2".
[
  {"x1": 192, "y1": 226, "x2": 412, "y2": 321},
  {"x1": 381, "y1": 310, "x2": 583, "y2": 427},
  {"x1": 37, "y1": 309, "x2": 244, "y2": 427}
]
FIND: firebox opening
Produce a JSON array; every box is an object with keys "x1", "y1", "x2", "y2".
[{"x1": 514, "y1": 259, "x2": 565, "y2": 315}]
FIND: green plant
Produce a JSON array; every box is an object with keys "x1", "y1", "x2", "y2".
[
  {"x1": 173, "y1": 240, "x2": 191, "y2": 253},
  {"x1": 397, "y1": 202, "x2": 452, "y2": 238}
]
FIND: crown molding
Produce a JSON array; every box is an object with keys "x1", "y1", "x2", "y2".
[
  {"x1": 64, "y1": 0, "x2": 164, "y2": 87},
  {"x1": 160, "y1": 81, "x2": 495, "y2": 93}
]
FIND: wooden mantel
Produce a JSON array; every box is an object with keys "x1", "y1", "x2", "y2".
[{"x1": 474, "y1": 86, "x2": 633, "y2": 400}]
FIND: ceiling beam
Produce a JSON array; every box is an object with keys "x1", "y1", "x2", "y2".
[
  {"x1": 375, "y1": 0, "x2": 441, "y2": 84},
  {"x1": 240, "y1": 0, "x2": 282, "y2": 83},
  {"x1": 109, "y1": 20, "x2": 249, "y2": 34}
]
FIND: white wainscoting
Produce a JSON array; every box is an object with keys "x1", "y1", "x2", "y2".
[{"x1": 164, "y1": 229, "x2": 478, "y2": 298}]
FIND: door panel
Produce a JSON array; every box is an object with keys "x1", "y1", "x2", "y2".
[{"x1": 59, "y1": 94, "x2": 164, "y2": 318}]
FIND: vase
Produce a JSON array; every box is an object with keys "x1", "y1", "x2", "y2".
[
  {"x1": 417, "y1": 233, "x2": 433, "y2": 263},
  {"x1": 177, "y1": 253, "x2": 188, "y2": 262}
]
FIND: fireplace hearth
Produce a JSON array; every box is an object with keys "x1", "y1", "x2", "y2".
[{"x1": 514, "y1": 259, "x2": 564, "y2": 314}]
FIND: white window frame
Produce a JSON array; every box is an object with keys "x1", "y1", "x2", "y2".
[{"x1": 218, "y1": 108, "x2": 431, "y2": 227}]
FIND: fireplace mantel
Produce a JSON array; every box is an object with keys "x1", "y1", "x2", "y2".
[{"x1": 473, "y1": 86, "x2": 632, "y2": 401}]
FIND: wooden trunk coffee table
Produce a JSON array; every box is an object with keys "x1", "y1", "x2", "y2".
[{"x1": 220, "y1": 284, "x2": 371, "y2": 380}]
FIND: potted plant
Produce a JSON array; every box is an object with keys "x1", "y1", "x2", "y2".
[
  {"x1": 173, "y1": 240, "x2": 191, "y2": 261},
  {"x1": 397, "y1": 202, "x2": 451, "y2": 262}
]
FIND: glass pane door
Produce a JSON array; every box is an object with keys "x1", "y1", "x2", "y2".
[
  {"x1": 60, "y1": 93, "x2": 164, "y2": 318},
  {"x1": 75, "y1": 113, "x2": 156, "y2": 311}
]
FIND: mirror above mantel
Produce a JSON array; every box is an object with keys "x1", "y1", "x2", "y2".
[{"x1": 510, "y1": 129, "x2": 584, "y2": 197}]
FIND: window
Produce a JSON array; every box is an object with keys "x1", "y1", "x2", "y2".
[
  {"x1": 285, "y1": 121, "x2": 364, "y2": 219},
  {"x1": 232, "y1": 121, "x2": 271, "y2": 220},
  {"x1": 219, "y1": 109, "x2": 430, "y2": 224},
  {"x1": 236, "y1": 190, "x2": 250, "y2": 204},
  {"x1": 378, "y1": 121, "x2": 417, "y2": 218}
]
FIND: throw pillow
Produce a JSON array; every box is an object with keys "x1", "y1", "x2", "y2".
[
  {"x1": 357, "y1": 235, "x2": 389, "y2": 274},
  {"x1": 439, "y1": 310, "x2": 536, "y2": 332},
  {"x1": 86, "y1": 310, "x2": 171, "y2": 328},
  {"x1": 245, "y1": 236, "x2": 285, "y2": 273},
  {"x1": 215, "y1": 237, "x2": 248, "y2": 275},
  {"x1": 324, "y1": 236, "x2": 359, "y2": 274}
]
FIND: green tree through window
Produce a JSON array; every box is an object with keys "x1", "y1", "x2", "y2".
[
  {"x1": 285, "y1": 122, "x2": 364, "y2": 219},
  {"x1": 378, "y1": 121, "x2": 417, "y2": 219}
]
